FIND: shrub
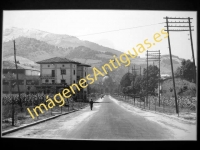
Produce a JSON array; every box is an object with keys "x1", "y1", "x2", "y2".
[{"x1": 17, "y1": 112, "x2": 27, "y2": 120}]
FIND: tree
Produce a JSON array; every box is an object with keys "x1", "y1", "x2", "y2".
[
  {"x1": 120, "y1": 74, "x2": 131, "y2": 87},
  {"x1": 120, "y1": 72, "x2": 132, "y2": 88},
  {"x1": 142, "y1": 65, "x2": 159, "y2": 95},
  {"x1": 122, "y1": 87, "x2": 127, "y2": 94},
  {"x1": 133, "y1": 76, "x2": 143, "y2": 94},
  {"x1": 175, "y1": 59, "x2": 196, "y2": 83}
]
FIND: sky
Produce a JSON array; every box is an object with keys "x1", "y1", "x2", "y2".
[{"x1": 3, "y1": 10, "x2": 197, "y2": 62}]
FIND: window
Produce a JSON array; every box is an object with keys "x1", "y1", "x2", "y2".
[
  {"x1": 61, "y1": 69, "x2": 66, "y2": 75},
  {"x1": 3, "y1": 80, "x2": 9, "y2": 85},
  {"x1": 85, "y1": 72, "x2": 86, "y2": 77},
  {"x1": 74, "y1": 70, "x2": 75, "y2": 75},
  {"x1": 26, "y1": 80, "x2": 39, "y2": 85},
  {"x1": 45, "y1": 79, "x2": 49, "y2": 83},
  {"x1": 77, "y1": 76, "x2": 80, "y2": 80},
  {"x1": 73, "y1": 80, "x2": 75, "y2": 83},
  {"x1": 61, "y1": 79, "x2": 65, "y2": 84},
  {"x1": 52, "y1": 80, "x2": 55, "y2": 84},
  {"x1": 52, "y1": 70, "x2": 55, "y2": 77},
  {"x1": 11, "y1": 80, "x2": 24, "y2": 85},
  {"x1": 26, "y1": 80, "x2": 33, "y2": 85}
]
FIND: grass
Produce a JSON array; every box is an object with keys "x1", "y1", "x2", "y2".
[
  {"x1": 161, "y1": 78, "x2": 196, "y2": 97},
  {"x1": 112, "y1": 95, "x2": 196, "y2": 120}
]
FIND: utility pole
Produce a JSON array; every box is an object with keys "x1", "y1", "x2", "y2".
[
  {"x1": 188, "y1": 17, "x2": 196, "y2": 83},
  {"x1": 14, "y1": 40, "x2": 22, "y2": 111},
  {"x1": 128, "y1": 65, "x2": 130, "y2": 73},
  {"x1": 146, "y1": 50, "x2": 161, "y2": 106},
  {"x1": 132, "y1": 65, "x2": 139, "y2": 101},
  {"x1": 158, "y1": 50, "x2": 161, "y2": 106},
  {"x1": 164, "y1": 17, "x2": 179, "y2": 115},
  {"x1": 164, "y1": 16, "x2": 195, "y2": 83},
  {"x1": 146, "y1": 50, "x2": 148, "y2": 107},
  {"x1": 164, "y1": 17, "x2": 196, "y2": 82},
  {"x1": 163, "y1": 16, "x2": 195, "y2": 115},
  {"x1": 132, "y1": 65, "x2": 139, "y2": 76}
]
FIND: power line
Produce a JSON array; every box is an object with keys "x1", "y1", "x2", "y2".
[{"x1": 76, "y1": 22, "x2": 165, "y2": 37}]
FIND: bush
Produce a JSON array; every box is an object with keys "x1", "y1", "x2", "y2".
[
  {"x1": 2, "y1": 105, "x2": 12, "y2": 120},
  {"x1": 17, "y1": 112, "x2": 27, "y2": 120}
]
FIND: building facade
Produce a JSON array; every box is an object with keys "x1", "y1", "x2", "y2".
[
  {"x1": 3, "y1": 61, "x2": 40, "y2": 94},
  {"x1": 36, "y1": 57, "x2": 91, "y2": 100}
]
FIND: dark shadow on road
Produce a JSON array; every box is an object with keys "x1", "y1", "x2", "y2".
[
  {"x1": 94, "y1": 102, "x2": 111, "y2": 103},
  {"x1": 86, "y1": 102, "x2": 111, "y2": 103}
]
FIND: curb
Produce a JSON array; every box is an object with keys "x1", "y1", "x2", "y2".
[
  {"x1": 2, "y1": 98, "x2": 100, "y2": 136},
  {"x1": 114, "y1": 97, "x2": 196, "y2": 125}
]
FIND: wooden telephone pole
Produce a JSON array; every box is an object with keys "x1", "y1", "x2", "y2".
[
  {"x1": 14, "y1": 40, "x2": 22, "y2": 111},
  {"x1": 132, "y1": 65, "x2": 140, "y2": 76},
  {"x1": 164, "y1": 16, "x2": 195, "y2": 115},
  {"x1": 164, "y1": 17, "x2": 195, "y2": 82},
  {"x1": 188, "y1": 17, "x2": 196, "y2": 83},
  {"x1": 146, "y1": 50, "x2": 161, "y2": 107}
]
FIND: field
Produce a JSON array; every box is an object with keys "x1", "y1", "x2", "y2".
[{"x1": 2, "y1": 93, "x2": 101, "y2": 131}]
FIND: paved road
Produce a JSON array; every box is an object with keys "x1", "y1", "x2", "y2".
[{"x1": 4, "y1": 95, "x2": 196, "y2": 140}]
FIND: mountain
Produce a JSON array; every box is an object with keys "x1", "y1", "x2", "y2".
[
  {"x1": 2, "y1": 37, "x2": 72, "y2": 62},
  {"x1": 2, "y1": 27, "x2": 184, "y2": 84},
  {"x1": 3, "y1": 27, "x2": 122, "y2": 56}
]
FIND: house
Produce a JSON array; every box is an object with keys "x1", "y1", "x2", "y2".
[
  {"x1": 2, "y1": 61, "x2": 40, "y2": 94},
  {"x1": 160, "y1": 74, "x2": 171, "y2": 80},
  {"x1": 36, "y1": 57, "x2": 91, "y2": 100}
]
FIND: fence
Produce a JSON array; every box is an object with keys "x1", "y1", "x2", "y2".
[
  {"x1": 112, "y1": 93, "x2": 197, "y2": 116},
  {"x1": 2, "y1": 93, "x2": 101, "y2": 130}
]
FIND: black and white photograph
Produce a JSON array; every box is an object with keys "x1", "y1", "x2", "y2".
[{"x1": 1, "y1": 10, "x2": 197, "y2": 141}]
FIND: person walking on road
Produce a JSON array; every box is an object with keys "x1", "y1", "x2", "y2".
[{"x1": 89, "y1": 99, "x2": 93, "y2": 110}]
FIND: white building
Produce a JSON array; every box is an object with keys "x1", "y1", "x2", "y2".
[
  {"x1": 3, "y1": 61, "x2": 40, "y2": 94},
  {"x1": 161, "y1": 74, "x2": 171, "y2": 79},
  {"x1": 36, "y1": 57, "x2": 91, "y2": 100}
]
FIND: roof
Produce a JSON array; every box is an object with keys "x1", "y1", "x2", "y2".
[
  {"x1": 3, "y1": 61, "x2": 24, "y2": 69},
  {"x1": 77, "y1": 63, "x2": 91, "y2": 67},
  {"x1": 36, "y1": 57, "x2": 81, "y2": 64},
  {"x1": 3, "y1": 61, "x2": 40, "y2": 71},
  {"x1": 161, "y1": 74, "x2": 170, "y2": 76}
]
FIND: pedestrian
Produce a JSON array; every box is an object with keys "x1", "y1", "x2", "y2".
[
  {"x1": 89, "y1": 98, "x2": 93, "y2": 110},
  {"x1": 70, "y1": 97, "x2": 74, "y2": 110}
]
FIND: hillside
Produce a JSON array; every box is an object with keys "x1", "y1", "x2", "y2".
[
  {"x1": 2, "y1": 37, "x2": 72, "y2": 62},
  {"x1": 3, "y1": 27, "x2": 122, "y2": 56},
  {"x1": 161, "y1": 78, "x2": 196, "y2": 97}
]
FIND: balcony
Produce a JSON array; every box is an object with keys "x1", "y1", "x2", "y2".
[
  {"x1": 41, "y1": 83, "x2": 62, "y2": 85},
  {"x1": 40, "y1": 83, "x2": 69, "y2": 87},
  {"x1": 40, "y1": 74, "x2": 55, "y2": 79}
]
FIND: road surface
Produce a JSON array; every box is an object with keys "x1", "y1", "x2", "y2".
[{"x1": 3, "y1": 95, "x2": 196, "y2": 140}]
